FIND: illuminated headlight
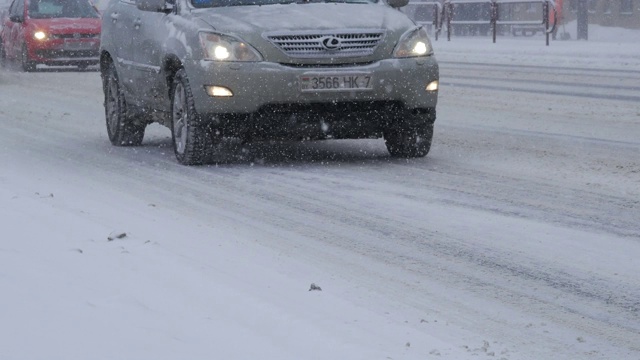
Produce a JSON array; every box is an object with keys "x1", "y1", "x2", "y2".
[
  {"x1": 393, "y1": 27, "x2": 433, "y2": 58},
  {"x1": 426, "y1": 80, "x2": 439, "y2": 91},
  {"x1": 33, "y1": 31, "x2": 47, "y2": 40},
  {"x1": 199, "y1": 32, "x2": 262, "y2": 62}
]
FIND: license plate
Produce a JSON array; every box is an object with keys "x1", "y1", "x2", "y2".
[{"x1": 300, "y1": 74, "x2": 373, "y2": 92}]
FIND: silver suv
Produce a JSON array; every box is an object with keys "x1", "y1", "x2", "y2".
[{"x1": 99, "y1": 0, "x2": 439, "y2": 165}]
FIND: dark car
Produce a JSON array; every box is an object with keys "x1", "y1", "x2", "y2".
[
  {"x1": 0, "y1": 0, "x2": 101, "y2": 71},
  {"x1": 0, "y1": 0, "x2": 11, "y2": 21},
  {"x1": 99, "y1": 0, "x2": 439, "y2": 165},
  {"x1": 0, "y1": 0, "x2": 11, "y2": 50}
]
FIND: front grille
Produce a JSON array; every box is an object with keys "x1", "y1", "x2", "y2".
[
  {"x1": 258, "y1": 100, "x2": 403, "y2": 116},
  {"x1": 266, "y1": 30, "x2": 385, "y2": 58},
  {"x1": 51, "y1": 33, "x2": 99, "y2": 39},
  {"x1": 36, "y1": 49, "x2": 99, "y2": 59},
  {"x1": 222, "y1": 101, "x2": 404, "y2": 140},
  {"x1": 279, "y1": 61, "x2": 376, "y2": 68}
]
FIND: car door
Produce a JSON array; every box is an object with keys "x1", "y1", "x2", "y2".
[
  {"x1": 102, "y1": 0, "x2": 137, "y2": 96},
  {"x1": 0, "y1": 1, "x2": 8, "y2": 35},
  {"x1": 130, "y1": 1, "x2": 168, "y2": 109},
  {"x1": 4, "y1": 0, "x2": 24, "y2": 59},
  {"x1": 0, "y1": 0, "x2": 16, "y2": 58}
]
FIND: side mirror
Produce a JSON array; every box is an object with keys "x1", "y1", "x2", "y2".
[
  {"x1": 136, "y1": 0, "x2": 166, "y2": 12},
  {"x1": 387, "y1": 0, "x2": 409, "y2": 8},
  {"x1": 9, "y1": 14, "x2": 24, "y2": 22}
]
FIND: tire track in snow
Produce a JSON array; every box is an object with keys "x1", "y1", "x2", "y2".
[
  {"x1": 3, "y1": 70, "x2": 640, "y2": 358},
  {"x1": 440, "y1": 81, "x2": 640, "y2": 103}
]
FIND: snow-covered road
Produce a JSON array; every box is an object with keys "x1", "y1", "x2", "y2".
[{"x1": 1, "y1": 35, "x2": 639, "y2": 360}]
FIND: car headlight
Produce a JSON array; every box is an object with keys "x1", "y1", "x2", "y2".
[
  {"x1": 34, "y1": 31, "x2": 47, "y2": 40},
  {"x1": 199, "y1": 32, "x2": 262, "y2": 62},
  {"x1": 393, "y1": 27, "x2": 433, "y2": 58}
]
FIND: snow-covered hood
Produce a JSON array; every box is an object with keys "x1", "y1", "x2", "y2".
[
  {"x1": 192, "y1": 3, "x2": 415, "y2": 62},
  {"x1": 194, "y1": 3, "x2": 413, "y2": 33}
]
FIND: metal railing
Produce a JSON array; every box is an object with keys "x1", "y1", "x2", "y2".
[
  {"x1": 405, "y1": 0, "x2": 557, "y2": 45},
  {"x1": 403, "y1": 1, "x2": 444, "y2": 40}
]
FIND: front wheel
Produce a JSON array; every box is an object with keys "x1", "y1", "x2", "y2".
[
  {"x1": 21, "y1": 45, "x2": 35, "y2": 72},
  {"x1": 384, "y1": 114, "x2": 434, "y2": 158},
  {"x1": 103, "y1": 62, "x2": 145, "y2": 146},
  {"x1": 171, "y1": 69, "x2": 216, "y2": 165}
]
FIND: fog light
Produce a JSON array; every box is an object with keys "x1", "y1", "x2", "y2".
[
  {"x1": 206, "y1": 86, "x2": 233, "y2": 97},
  {"x1": 426, "y1": 80, "x2": 439, "y2": 91}
]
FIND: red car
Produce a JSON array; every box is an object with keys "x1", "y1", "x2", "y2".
[{"x1": 0, "y1": 0, "x2": 100, "y2": 71}]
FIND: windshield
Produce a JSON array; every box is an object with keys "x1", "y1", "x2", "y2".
[
  {"x1": 191, "y1": 0, "x2": 376, "y2": 9},
  {"x1": 28, "y1": 0, "x2": 99, "y2": 18}
]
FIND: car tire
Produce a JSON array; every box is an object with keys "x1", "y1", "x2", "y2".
[
  {"x1": 0, "y1": 40, "x2": 6, "y2": 68},
  {"x1": 384, "y1": 114, "x2": 434, "y2": 158},
  {"x1": 21, "y1": 45, "x2": 35, "y2": 72},
  {"x1": 103, "y1": 62, "x2": 145, "y2": 146},
  {"x1": 170, "y1": 69, "x2": 216, "y2": 165}
]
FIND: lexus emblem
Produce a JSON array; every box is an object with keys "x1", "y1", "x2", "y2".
[{"x1": 321, "y1": 36, "x2": 341, "y2": 51}]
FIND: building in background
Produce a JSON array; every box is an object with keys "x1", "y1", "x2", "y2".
[{"x1": 563, "y1": 0, "x2": 639, "y2": 29}]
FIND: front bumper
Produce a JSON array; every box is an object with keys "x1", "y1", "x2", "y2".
[
  {"x1": 186, "y1": 56, "x2": 439, "y2": 115},
  {"x1": 27, "y1": 39, "x2": 100, "y2": 65}
]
